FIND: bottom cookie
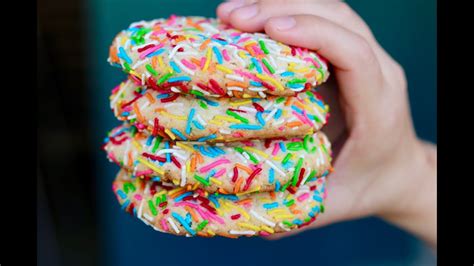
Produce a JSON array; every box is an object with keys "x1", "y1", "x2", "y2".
[{"x1": 113, "y1": 169, "x2": 328, "y2": 238}]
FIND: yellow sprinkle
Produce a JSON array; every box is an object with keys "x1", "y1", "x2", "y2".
[
  {"x1": 244, "y1": 147, "x2": 269, "y2": 159},
  {"x1": 159, "y1": 111, "x2": 187, "y2": 121},
  {"x1": 131, "y1": 140, "x2": 142, "y2": 152},
  {"x1": 256, "y1": 74, "x2": 284, "y2": 91},
  {"x1": 207, "y1": 229, "x2": 216, "y2": 236},
  {"x1": 120, "y1": 38, "x2": 127, "y2": 46},
  {"x1": 172, "y1": 179, "x2": 180, "y2": 185},
  {"x1": 214, "y1": 115, "x2": 241, "y2": 123},
  {"x1": 137, "y1": 157, "x2": 165, "y2": 175},
  {"x1": 261, "y1": 225, "x2": 275, "y2": 234},
  {"x1": 216, "y1": 65, "x2": 233, "y2": 74},
  {"x1": 242, "y1": 93, "x2": 252, "y2": 98},
  {"x1": 129, "y1": 70, "x2": 140, "y2": 77},
  {"x1": 268, "y1": 208, "x2": 289, "y2": 215},
  {"x1": 292, "y1": 67, "x2": 310, "y2": 73},
  {"x1": 203, "y1": 47, "x2": 212, "y2": 71},
  {"x1": 229, "y1": 100, "x2": 252, "y2": 107},
  {"x1": 158, "y1": 56, "x2": 164, "y2": 68},
  {"x1": 273, "y1": 156, "x2": 282, "y2": 161},
  {"x1": 176, "y1": 142, "x2": 194, "y2": 153},
  {"x1": 238, "y1": 51, "x2": 247, "y2": 59},
  {"x1": 167, "y1": 67, "x2": 174, "y2": 74},
  {"x1": 155, "y1": 190, "x2": 167, "y2": 198},
  {"x1": 186, "y1": 160, "x2": 191, "y2": 173},
  {"x1": 164, "y1": 129, "x2": 176, "y2": 140},
  {"x1": 243, "y1": 41, "x2": 258, "y2": 46},
  {"x1": 236, "y1": 186, "x2": 261, "y2": 196},
  {"x1": 168, "y1": 187, "x2": 185, "y2": 196},
  {"x1": 224, "y1": 202, "x2": 250, "y2": 220},
  {"x1": 209, "y1": 119, "x2": 224, "y2": 126},
  {"x1": 238, "y1": 223, "x2": 260, "y2": 231},
  {"x1": 258, "y1": 198, "x2": 273, "y2": 204},
  {"x1": 192, "y1": 183, "x2": 200, "y2": 190},
  {"x1": 210, "y1": 177, "x2": 223, "y2": 185},
  {"x1": 275, "y1": 214, "x2": 295, "y2": 219}
]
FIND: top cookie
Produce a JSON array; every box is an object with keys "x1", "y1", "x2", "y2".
[{"x1": 108, "y1": 15, "x2": 330, "y2": 99}]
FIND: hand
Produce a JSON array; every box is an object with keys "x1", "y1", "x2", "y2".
[{"x1": 217, "y1": 0, "x2": 437, "y2": 246}]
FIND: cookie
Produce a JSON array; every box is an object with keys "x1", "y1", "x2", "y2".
[
  {"x1": 104, "y1": 124, "x2": 332, "y2": 193},
  {"x1": 108, "y1": 15, "x2": 330, "y2": 99},
  {"x1": 113, "y1": 168, "x2": 327, "y2": 238},
  {"x1": 110, "y1": 79, "x2": 329, "y2": 142}
]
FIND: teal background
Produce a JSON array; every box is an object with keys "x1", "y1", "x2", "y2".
[{"x1": 85, "y1": 1, "x2": 436, "y2": 265}]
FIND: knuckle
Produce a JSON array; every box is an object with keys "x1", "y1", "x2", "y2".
[{"x1": 334, "y1": 2, "x2": 355, "y2": 18}]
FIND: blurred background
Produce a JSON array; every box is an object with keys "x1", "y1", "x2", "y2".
[{"x1": 37, "y1": 0, "x2": 437, "y2": 265}]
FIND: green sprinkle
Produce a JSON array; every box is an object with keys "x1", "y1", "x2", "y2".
[
  {"x1": 194, "y1": 174, "x2": 210, "y2": 186},
  {"x1": 288, "y1": 78, "x2": 307, "y2": 84},
  {"x1": 157, "y1": 73, "x2": 172, "y2": 85},
  {"x1": 281, "y1": 181, "x2": 291, "y2": 192},
  {"x1": 316, "y1": 68, "x2": 325, "y2": 80},
  {"x1": 262, "y1": 58, "x2": 275, "y2": 74},
  {"x1": 130, "y1": 126, "x2": 137, "y2": 137},
  {"x1": 146, "y1": 64, "x2": 158, "y2": 76},
  {"x1": 287, "y1": 142, "x2": 303, "y2": 151},
  {"x1": 304, "y1": 217, "x2": 311, "y2": 223},
  {"x1": 123, "y1": 62, "x2": 132, "y2": 72},
  {"x1": 235, "y1": 147, "x2": 259, "y2": 164},
  {"x1": 284, "y1": 199, "x2": 295, "y2": 207},
  {"x1": 258, "y1": 40, "x2": 270, "y2": 54},
  {"x1": 276, "y1": 97, "x2": 285, "y2": 104},
  {"x1": 190, "y1": 89, "x2": 204, "y2": 96},
  {"x1": 123, "y1": 183, "x2": 136, "y2": 194},
  {"x1": 196, "y1": 220, "x2": 209, "y2": 231},
  {"x1": 321, "y1": 144, "x2": 329, "y2": 156},
  {"x1": 151, "y1": 136, "x2": 163, "y2": 153},
  {"x1": 148, "y1": 200, "x2": 158, "y2": 216},
  {"x1": 198, "y1": 100, "x2": 208, "y2": 109},
  {"x1": 320, "y1": 204, "x2": 325, "y2": 213},
  {"x1": 292, "y1": 158, "x2": 304, "y2": 186},
  {"x1": 248, "y1": 62, "x2": 255, "y2": 71},
  {"x1": 312, "y1": 115, "x2": 322, "y2": 123},
  {"x1": 303, "y1": 135, "x2": 310, "y2": 152},
  {"x1": 226, "y1": 110, "x2": 249, "y2": 124},
  {"x1": 283, "y1": 221, "x2": 293, "y2": 227},
  {"x1": 282, "y1": 153, "x2": 293, "y2": 165},
  {"x1": 305, "y1": 170, "x2": 317, "y2": 184}
]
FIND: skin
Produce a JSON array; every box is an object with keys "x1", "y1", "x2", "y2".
[{"x1": 217, "y1": 0, "x2": 437, "y2": 248}]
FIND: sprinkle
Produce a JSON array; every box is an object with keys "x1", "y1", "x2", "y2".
[
  {"x1": 263, "y1": 202, "x2": 278, "y2": 209},
  {"x1": 258, "y1": 40, "x2": 269, "y2": 54},
  {"x1": 137, "y1": 156, "x2": 165, "y2": 175},
  {"x1": 199, "y1": 158, "x2": 231, "y2": 173},
  {"x1": 229, "y1": 230, "x2": 255, "y2": 235},
  {"x1": 226, "y1": 110, "x2": 249, "y2": 124},
  {"x1": 229, "y1": 124, "x2": 263, "y2": 130},
  {"x1": 168, "y1": 76, "x2": 191, "y2": 83},
  {"x1": 197, "y1": 134, "x2": 217, "y2": 142},
  {"x1": 203, "y1": 47, "x2": 212, "y2": 71},
  {"x1": 185, "y1": 108, "x2": 195, "y2": 135},
  {"x1": 194, "y1": 174, "x2": 210, "y2": 186},
  {"x1": 268, "y1": 168, "x2": 275, "y2": 183},
  {"x1": 167, "y1": 217, "x2": 180, "y2": 233},
  {"x1": 172, "y1": 212, "x2": 196, "y2": 235},
  {"x1": 212, "y1": 46, "x2": 223, "y2": 64}
]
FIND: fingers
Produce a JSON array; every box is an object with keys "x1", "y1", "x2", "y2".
[
  {"x1": 217, "y1": 0, "x2": 257, "y2": 23},
  {"x1": 264, "y1": 14, "x2": 384, "y2": 121}
]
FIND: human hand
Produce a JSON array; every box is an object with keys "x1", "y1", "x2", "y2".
[{"x1": 217, "y1": 0, "x2": 437, "y2": 246}]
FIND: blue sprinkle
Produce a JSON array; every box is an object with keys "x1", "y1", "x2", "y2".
[
  {"x1": 291, "y1": 105, "x2": 304, "y2": 114},
  {"x1": 197, "y1": 96, "x2": 219, "y2": 106},
  {"x1": 165, "y1": 141, "x2": 171, "y2": 163},
  {"x1": 118, "y1": 47, "x2": 132, "y2": 64},
  {"x1": 186, "y1": 108, "x2": 195, "y2": 135},
  {"x1": 117, "y1": 190, "x2": 127, "y2": 199},
  {"x1": 263, "y1": 202, "x2": 278, "y2": 209},
  {"x1": 251, "y1": 57, "x2": 262, "y2": 73},
  {"x1": 281, "y1": 71, "x2": 295, "y2": 77},
  {"x1": 192, "y1": 120, "x2": 204, "y2": 130},
  {"x1": 279, "y1": 142, "x2": 286, "y2": 152},
  {"x1": 208, "y1": 169, "x2": 216, "y2": 177},
  {"x1": 269, "y1": 168, "x2": 275, "y2": 184},
  {"x1": 229, "y1": 124, "x2": 263, "y2": 130},
  {"x1": 121, "y1": 199, "x2": 131, "y2": 210},
  {"x1": 171, "y1": 128, "x2": 188, "y2": 141},
  {"x1": 292, "y1": 219, "x2": 303, "y2": 225},
  {"x1": 121, "y1": 111, "x2": 130, "y2": 117},
  {"x1": 316, "y1": 100, "x2": 325, "y2": 109},
  {"x1": 216, "y1": 194, "x2": 238, "y2": 201},
  {"x1": 282, "y1": 161, "x2": 293, "y2": 169},
  {"x1": 308, "y1": 211, "x2": 315, "y2": 218},
  {"x1": 170, "y1": 61, "x2": 182, "y2": 73},
  {"x1": 197, "y1": 145, "x2": 215, "y2": 158},
  {"x1": 256, "y1": 112, "x2": 265, "y2": 125},
  {"x1": 146, "y1": 48, "x2": 165, "y2": 57},
  {"x1": 274, "y1": 109, "x2": 282, "y2": 120},
  {"x1": 133, "y1": 206, "x2": 137, "y2": 216},
  {"x1": 313, "y1": 194, "x2": 323, "y2": 202},
  {"x1": 151, "y1": 176, "x2": 161, "y2": 182},
  {"x1": 208, "y1": 196, "x2": 220, "y2": 208},
  {"x1": 312, "y1": 206, "x2": 320, "y2": 213},
  {"x1": 197, "y1": 134, "x2": 217, "y2": 142},
  {"x1": 174, "y1": 191, "x2": 193, "y2": 202},
  {"x1": 287, "y1": 83, "x2": 304, "y2": 89},
  {"x1": 212, "y1": 46, "x2": 223, "y2": 64},
  {"x1": 185, "y1": 213, "x2": 192, "y2": 224},
  {"x1": 212, "y1": 38, "x2": 228, "y2": 45},
  {"x1": 210, "y1": 146, "x2": 226, "y2": 155},
  {"x1": 172, "y1": 212, "x2": 196, "y2": 236},
  {"x1": 156, "y1": 93, "x2": 170, "y2": 99},
  {"x1": 275, "y1": 181, "x2": 281, "y2": 192},
  {"x1": 168, "y1": 76, "x2": 191, "y2": 83},
  {"x1": 250, "y1": 81, "x2": 262, "y2": 87},
  {"x1": 146, "y1": 135, "x2": 154, "y2": 146}
]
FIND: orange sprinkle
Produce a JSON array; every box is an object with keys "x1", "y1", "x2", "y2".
[
  {"x1": 197, "y1": 231, "x2": 209, "y2": 237},
  {"x1": 293, "y1": 100, "x2": 308, "y2": 111},
  {"x1": 174, "y1": 36, "x2": 186, "y2": 43},
  {"x1": 151, "y1": 56, "x2": 158, "y2": 69},
  {"x1": 190, "y1": 154, "x2": 197, "y2": 172},
  {"x1": 284, "y1": 97, "x2": 293, "y2": 106},
  {"x1": 133, "y1": 102, "x2": 144, "y2": 123},
  {"x1": 169, "y1": 189, "x2": 187, "y2": 199},
  {"x1": 155, "y1": 107, "x2": 166, "y2": 113},
  {"x1": 226, "y1": 81, "x2": 248, "y2": 88},
  {"x1": 184, "y1": 206, "x2": 200, "y2": 222},
  {"x1": 152, "y1": 25, "x2": 162, "y2": 32},
  {"x1": 236, "y1": 198, "x2": 252, "y2": 205},
  {"x1": 286, "y1": 121, "x2": 303, "y2": 128},
  {"x1": 269, "y1": 191, "x2": 276, "y2": 200},
  {"x1": 289, "y1": 205, "x2": 302, "y2": 214},
  {"x1": 218, "y1": 188, "x2": 230, "y2": 194},
  {"x1": 208, "y1": 62, "x2": 216, "y2": 73},
  {"x1": 190, "y1": 57, "x2": 202, "y2": 67},
  {"x1": 235, "y1": 163, "x2": 252, "y2": 175},
  {"x1": 127, "y1": 151, "x2": 133, "y2": 168},
  {"x1": 145, "y1": 92, "x2": 156, "y2": 104},
  {"x1": 245, "y1": 44, "x2": 256, "y2": 57},
  {"x1": 186, "y1": 17, "x2": 204, "y2": 31},
  {"x1": 109, "y1": 45, "x2": 119, "y2": 63},
  {"x1": 234, "y1": 177, "x2": 244, "y2": 194},
  {"x1": 217, "y1": 232, "x2": 238, "y2": 239},
  {"x1": 305, "y1": 69, "x2": 317, "y2": 79},
  {"x1": 199, "y1": 39, "x2": 211, "y2": 51},
  {"x1": 196, "y1": 152, "x2": 204, "y2": 164}
]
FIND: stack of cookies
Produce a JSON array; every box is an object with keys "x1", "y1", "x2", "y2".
[{"x1": 103, "y1": 16, "x2": 333, "y2": 238}]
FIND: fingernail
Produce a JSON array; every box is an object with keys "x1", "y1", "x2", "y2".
[
  {"x1": 269, "y1": 16, "x2": 296, "y2": 30},
  {"x1": 219, "y1": 1, "x2": 246, "y2": 17},
  {"x1": 233, "y1": 4, "x2": 258, "y2": 20}
]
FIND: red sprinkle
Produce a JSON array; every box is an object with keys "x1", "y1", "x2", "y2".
[
  {"x1": 142, "y1": 152, "x2": 166, "y2": 162},
  {"x1": 121, "y1": 94, "x2": 143, "y2": 108},
  {"x1": 230, "y1": 214, "x2": 241, "y2": 220},
  {"x1": 228, "y1": 108, "x2": 247, "y2": 113},
  {"x1": 209, "y1": 79, "x2": 226, "y2": 95},
  {"x1": 252, "y1": 102, "x2": 264, "y2": 112},
  {"x1": 171, "y1": 156, "x2": 182, "y2": 169},
  {"x1": 243, "y1": 168, "x2": 262, "y2": 191},
  {"x1": 261, "y1": 81, "x2": 275, "y2": 91},
  {"x1": 160, "y1": 93, "x2": 179, "y2": 102},
  {"x1": 163, "y1": 209, "x2": 170, "y2": 214},
  {"x1": 232, "y1": 167, "x2": 238, "y2": 182},
  {"x1": 137, "y1": 44, "x2": 155, "y2": 53},
  {"x1": 296, "y1": 168, "x2": 306, "y2": 187}
]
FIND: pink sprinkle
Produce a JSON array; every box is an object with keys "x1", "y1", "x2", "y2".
[
  {"x1": 181, "y1": 58, "x2": 197, "y2": 70},
  {"x1": 304, "y1": 57, "x2": 321, "y2": 68},
  {"x1": 135, "y1": 123, "x2": 146, "y2": 130},
  {"x1": 222, "y1": 49, "x2": 230, "y2": 61},
  {"x1": 199, "y1": 158, "x2": 231, "y2": 173},
  {"x1": 134, "y1": 194, "x2": 142, "y2": 201},
  {"x1": 296, "y1": 47, "x2": 303, "y2": 56},
  {"x1": 122, "y1": 106, "x2": 132, "y2": 112},
  {"x1": 271, "y1": 143, "x2": 280, "y2": 156},
  {"x1": 200, "y1": 57, "x2": 206, "y2": 69},
  {"x1": 234, "y1": 69, "x2": 259, "y2": 81},
  {"x1": 232, "y1": 132, "x2": 244, "y2": 138},
  {"x1": 214, "y1": 168, "x2": 226, "y2": 178},
  {"x1": 136, "y1": 169, "x2": 153, "y2": 176},
  {"x1": 237, "y1": 36, "x2": 252, "y2": 43},
  {"x1": 112, "y1": 183, "x2": 118, "y2": 190},
  {"x1": 111, "y1": 84, "x2": 121, "y2": 94},
  {"x1": 278, "y1": 126, "x2": 285, "y2": 131},
  {"x1": 139, "y1": 43, "x2": 164, "y2": 59},
  {"x1": 297, "y1": 193, "x2": 310, "y2": 202},
  {"x1": 292, "y1": 111, "x2": 311, "y2": 126},
  {"x1": 161, "y1": 219, "x2": 169, "y2": 231},
  {"x1": 108, "y1": 152, "x2": 119, "y2": 164},
  {"x1": 241, "y1": 140, "x2": 254, "y2": 147},
  {"x1": 210, "y1": 33, "x2": 220, "y2": 39},
  {"x1": 252, "y1": 45, "x2": 264, "y2": 56},
  {"x1": 302, "y1": 110, "x2": 315, "y2": 127},
  {"x1": 259, "y1": 231, "x2": 271, "y2": 236},
  {"x1": 230, "y1": 32, "x2": 241, "y2": 37}
]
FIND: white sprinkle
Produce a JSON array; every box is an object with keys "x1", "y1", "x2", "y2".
[
  {"x1": 225, "y1": 74, "x2": 245, "y2": 82},
  {"x1": 279, "y1": 222, "x2": 292, "y2": 231},
  {"x1": 239, "y1": 106, "x2": 257, "y2": 113},
  {"x1": 180, "y1": 163, "x2": 186, "y2": 187},
  {"x1": 273, "y1": 119, "x2": 285, "y2": 126},
  {"x1": 264, "y1": 108, "x2": 278, "y2": 122},
  {"x1": 144, "y1": 182, "x2": 151, "y2": 195},
  {"x1": 110, "y1": 85, "x2": 126, "y2": 109},
  {"x1": 265, "y1": 160, "x2": 286, "y2": 177},
  {"x1": 127, "y1": 114, "x2": 137, "y2": 120},
  {"x1": 164, "y1": 103, "x2": 183, "y2": 108},
  {"x1": 250, "y1": 210, "x2": 276, "y2": 227},
  {"x1": 170, "y1": 86, "x2": 181, "y2": 93},
  {"x1": 263, "y1": 102, "x2": 273, "y2": 110},
  {"x1": 191, "y1": 85, "x2": 211, "y2": 96},
  {"x1": 277, "y1": 56, "x2": 305, "y2": 64},
  {"x1": 201, "y1": 23, "x2": 219, "y2": 34},
  {"x1": 258, "y1": 91, "x2": 266, "y2": 98},
  {"x1": 143, "y1": 213, "x2": 154, "y2": 223},
  {"x1": 137, "y1": 199, "x2": 145, "y2": 219},
  {"x1": 300, "y1": 167, "x2": 312, "y2": 185},
  {"x1": 132, "y1": 59, "x2": 147, "y2": 69},
  {"x1": 168, "y1": 44, "x2": 185, "y2": 59},
  {"x1": 167, "y1": 217, "x2": 181, "y2": 234},
  {"x1": 229, "y1": 230, "x2": 255, "y2": 235},
  {"x1": 312, "y1": 106, "x2": 326, "y2": 124},
  {"x1": 248, "y1": 87, "x2": 266, "y2": 92},
  {"x1": 235, "y1": 152, "x2": 248, "y2": 163},
  {"x1": 227, "y1": 86, "x2": 244, "y2": 91},
  {"x1": 219, "y1": 129, "x2": 231, "y2": 135},
  {"x1": 139, "y1": 101, "x2": 149, "y2": 110},
  {"x1": 196, "y1": 114, "x2": 207, "y2": 126}
]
